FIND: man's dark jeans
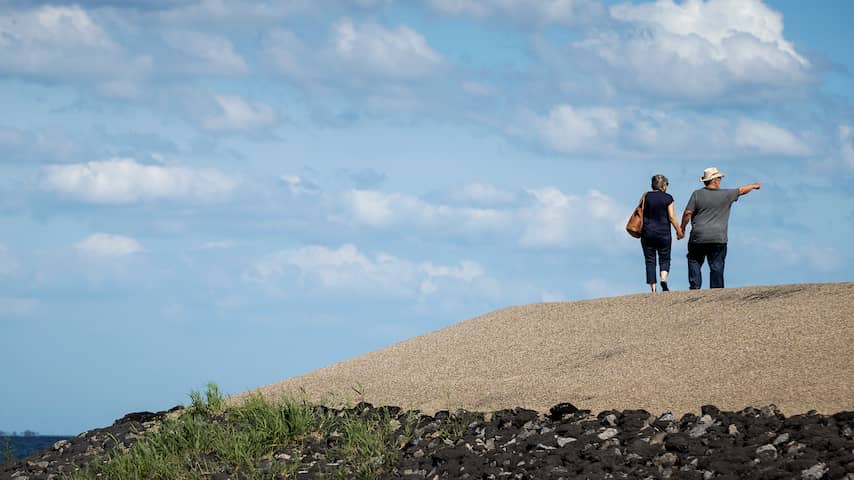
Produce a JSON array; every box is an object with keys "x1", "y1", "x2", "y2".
[
  {"x1": 641, "y1": 235, "x2": 671, "y2": 285},
  {"x1": 687, "y1": 242, "x2": 727, "y2": 289}
]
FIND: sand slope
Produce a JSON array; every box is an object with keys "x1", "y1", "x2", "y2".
[{"x1": 239, "y1": 283, "x2": 854, "y2": 416}]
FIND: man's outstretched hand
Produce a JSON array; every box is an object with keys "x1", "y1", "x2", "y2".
[{"x1": 739, "y1": 182, "x2": 762, "y2": 195}]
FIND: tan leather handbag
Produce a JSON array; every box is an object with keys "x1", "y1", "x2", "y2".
[{"x1": 625, "y1": 193, "x2": 646, "y2": 238}]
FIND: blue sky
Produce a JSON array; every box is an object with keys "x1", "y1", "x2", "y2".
[{"x1": 1, "y1": 0, "x2": 852, "y2": 435}]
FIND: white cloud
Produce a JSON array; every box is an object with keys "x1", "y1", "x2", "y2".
[
  {"x1": 75, "y1": 233, "x2": 143, "y2": 258},
  {"x1": 735, "y1": 119, "x2": 811, "y2": 156},
  {"x1": 523, "y1": 104, "x2": 620, "y2": 154},
  {"x1": 159, "y1": 0, "x2": 309, "y2": 25},
  {"x1": 0, "y1": 5, "x2": 116, "y2": 52},
  {"x1": 611, "y1": 0, "x2": 805, "y2": 62},
  {"x1": 840, "y1": 125, "x2": 854, "y2": 170},
  {"x1": 427, "y1": 0, "x2": 604, "y2": 25},
  {"x1": 341, "y1": 190, "x2": 511, "y2": 231},
  {"x1": 515, "y1": 103, "x2": 816, "y2": 159},
  {"x1": 344, "y1": 190, "x2": 397, "y2": 226},
  {"x1": 244, "y1": 244, "x2": 485, "y2": 298},
  {"x1": 0, "y1": 126, "x2": 80, "y2": 163},
  {"x1": 266, "y1": 29, "x2": 317, "y2": 80},
  {"x1": 420, "y1": 261, "x2": 485, "y2": 282},
  {"x1": 162, "y1": 30, "x2": 248, "y2": 76},
  {"x1": 340, "y1": 185, "x2": 630, "y2": 250},
  {"x1": 332, "y1": 19, "x2": 443, "y2": 78},
  {"x1": 442, "y1": 183, "x2": 518, "y2": 206},
  {"x1": 571, "y1": 0, "x2": 811, "y2": 102},
  {"x1": 617, "y1": 109, "x2": 730, "y2": 154},
  {"x1": 42, "y1": 158, "x2": 237, "y2": 204},
  {"x1": 0, "y1": 5, "x2": 151, "y2": 86},
  {"x1": 519, "y1": 188, "x2": 625, "y2": 248},
  {"x1": 281, "y1": 176, "x2": 321, "y2": 196},
  {"x1": 265, "y1": 19, "x2": 442, "y2": 94},
  {"x1": 202, "y1": 95, "x2": 276, "y2": 132},
  {"x1": 426, "y1": 0, "x2": 489, "y2": 17}
]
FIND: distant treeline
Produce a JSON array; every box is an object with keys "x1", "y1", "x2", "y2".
[{"x1": 0, "y1": 430, "x2": 39, "y2": 437}]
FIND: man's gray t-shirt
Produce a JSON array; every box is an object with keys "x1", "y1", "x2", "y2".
[{"x1": 685, "y1": 187, "x2": 740, "y2": 244}]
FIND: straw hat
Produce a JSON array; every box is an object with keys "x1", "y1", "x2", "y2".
[{"x1": 700, "y1": 167, "x2": 725, "y2": 182}]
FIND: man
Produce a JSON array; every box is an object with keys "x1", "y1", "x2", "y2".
[{"x1": 680, "y1": 167, "x2": 761, "y2": 289}]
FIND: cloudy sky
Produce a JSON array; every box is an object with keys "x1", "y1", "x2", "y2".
[{"x1": 1, "y1": 0, "x2": 852, "y2": 435}]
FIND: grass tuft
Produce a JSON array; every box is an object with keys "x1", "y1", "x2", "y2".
[
  {"x1": 70, "y1": 383, "x2": 417, "y2": 480},
  {"x1": 1, "y1": 437, "x2": 15, "y2": 463}
]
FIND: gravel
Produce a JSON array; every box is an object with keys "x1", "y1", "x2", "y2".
[{"x1": 239, "y1": 283, "x2": 854, "y2": 417}]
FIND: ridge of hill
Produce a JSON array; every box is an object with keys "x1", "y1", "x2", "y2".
[{"x1": 239, "y1": 282, "x2": 854, "y2": 416}]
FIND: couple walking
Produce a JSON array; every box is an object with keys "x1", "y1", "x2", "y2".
[{"x1": 639, "y1": 167, "x2": 761, "y2": 292}]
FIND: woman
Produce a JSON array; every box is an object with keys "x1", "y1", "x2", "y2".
[{"x1": 640, "y1": 174, "x2": 683, "y2": 292}]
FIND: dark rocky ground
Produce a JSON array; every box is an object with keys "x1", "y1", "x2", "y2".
[
  {"x1": 1, "y1": 437, "x2": 70, "y2": 462},
  {"x1": 2, "y1": 403, "x2": 853, "y2": 479}
]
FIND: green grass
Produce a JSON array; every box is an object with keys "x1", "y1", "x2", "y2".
[
  {"x1": 69, "y1": 384, "x2": 418, "y2": 480},
  {"x1": 1, "y1": 436, "x2": 15, "y2": 463},
  {"x1": 436, "y1": 410, "x2": 481, "y2": 440},
  {"x1": 333, "y1": 407, "x2": 418, "y2": 479}
]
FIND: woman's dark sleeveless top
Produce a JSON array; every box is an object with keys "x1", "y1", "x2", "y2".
[{"x1": 642, "y1": 190, "x2": 674, "y2": 238}]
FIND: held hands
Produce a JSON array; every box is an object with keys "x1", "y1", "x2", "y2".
[{"x1": 676, "y1": 230, "x2": 685, "y2": 240}]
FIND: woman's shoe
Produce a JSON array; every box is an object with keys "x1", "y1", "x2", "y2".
[{"x1": 661, "y1": 281, "x2": 670, "y2": 292}]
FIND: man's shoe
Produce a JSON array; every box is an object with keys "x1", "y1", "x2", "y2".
[{"x1": 661, "y1": 281, "x2": 670, "y2": 292}]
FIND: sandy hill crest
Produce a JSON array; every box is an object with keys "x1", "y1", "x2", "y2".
[{"x1": 238, "y1": 282, "x2": 854, "y2": 416}]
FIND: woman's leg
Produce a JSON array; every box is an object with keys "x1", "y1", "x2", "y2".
[
  {"x1": 658, "y1": 236, "x2": 672, "y2": 291},
  {"x1": 641, "y1": 237, "x2": 657, "y2": 292}
]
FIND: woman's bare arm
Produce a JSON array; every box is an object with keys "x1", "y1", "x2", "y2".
[{"x1": 668, "y1": 203, "x2": 684, "y2": 239}]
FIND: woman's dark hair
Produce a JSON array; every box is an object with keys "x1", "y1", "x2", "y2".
[{"x1": 651, "y1": 174, "x2": 668, "y2": 191}]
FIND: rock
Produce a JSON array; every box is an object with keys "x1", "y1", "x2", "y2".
[
  {"x1": 556, "y1": 436, "x2": 575, "y2": 447},
  {"x1": 4, "y1": 403, "x2": 854, "y2": 480},
  {"x1": 786, "y1": 442, "x2": 807, "y2": 456},
  {"x1": 801, "y1": 462, "x2": 828, "y2": 480},
  {"x1": 51, "y1": 440, "x2": 70, "y2": 452},
  {"x1": 755, "y1": 444, "x2": 778, "y2": 461},
  {"x1": 773, "y1": 432, "x2": 790, "y2": 445},
  {"x1": 701, "y1": 405, "x2": 721, "y2": 417},
  {"x1": 600, "y1": 413, "x2": 618, "y2": 427},
  {"x1": 548, "y1": 402, "x2": 578, "y2": 420},
  {"x1": 688, "y1": 415, "x2": 715, "y2": 438},
  {"x1": 654, "y1": 452, "x2": 679, "y2": 468},
  {"x1": 649, "y1": 431, "x2": 667, "y2": 446},
  {"x1": 760, "y1": 405, "x2": 781, "y2": 417}
]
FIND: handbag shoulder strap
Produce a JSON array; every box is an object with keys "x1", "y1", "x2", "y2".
[{"x1": 638, "y1": 192, "x2": 647, "y2": 209}]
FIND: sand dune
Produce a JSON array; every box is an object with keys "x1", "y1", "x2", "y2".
[{"x1": 238, "y1": 283, "x2": 854, "y2": 416}]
